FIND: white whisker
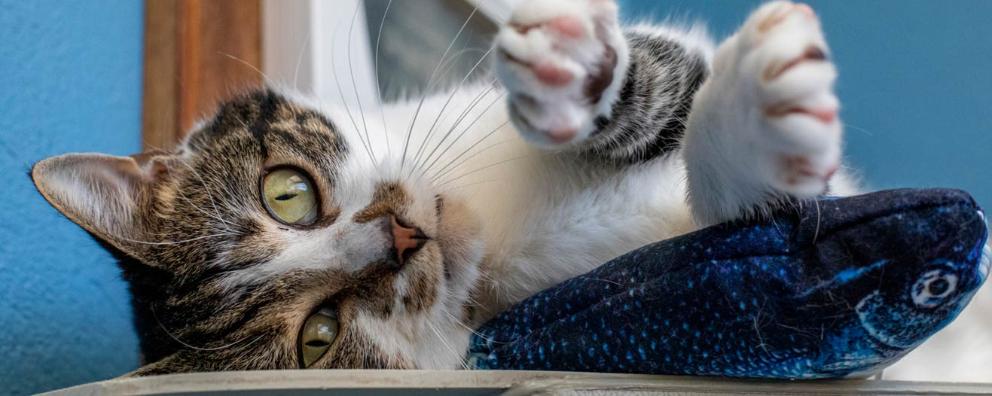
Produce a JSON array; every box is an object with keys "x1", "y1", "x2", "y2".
[
  {"x1": 437, "y1": 155, "x2": 531, "y2": 188},
  {"x1": 439, "y1": 306, "x2": 495, "y2": 345},
  {"x1": 373, "y1": 0, "x2": 394, "y2": 156},
  {"x1": 431, "y1": 119, "x2": 510, "y2": 183},
  {"x1": 219, "y1": 52, "x2": 273, "y2": 85},
  {"x1": 411, "y1": 46, "x2": 496, "y2": 173},
  {"x1": 424, "y1": 90, "x2": 506, "y2": 180},
  {"x1": 425, "y1": 319, "x2": 470, "y2": 370},
  {"x1": 348, "y1": 2, "x2": 375, "y2": 163},
  {"x1": 432, "y1": 138, "x2": 513, "y2": 184},
  {"x1": 292, "y1": 30, "x2": 312, "y2": 92},
  {"x1": 331, "y1": 14, "x2": 376, "y2": 165},
  {"x1": 152, "y1": 306, "x2": 263, "y2": 352},
  {"x1": 420, "y1": 82, "x2": 501, "y2": 178},
  {"x1": 400, "y1": 4, "x2": 480, "y2": 175},
  {"x1": 415, "y1": 47, "x2": 497, "y2": 176},
  {"x1": 116, "y1": 232, "x2": 238, "y2": 246}
]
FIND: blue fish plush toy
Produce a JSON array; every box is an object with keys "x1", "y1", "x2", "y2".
[{"x1": 469, "y1": 188, "x2": 990, "y2": 379}]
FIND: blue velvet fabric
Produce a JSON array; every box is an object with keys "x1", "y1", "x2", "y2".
[{"x1": 469, "y1": 189, "x2": 990, "y2": 379}]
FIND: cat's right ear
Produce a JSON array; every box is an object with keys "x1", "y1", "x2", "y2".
[{"x1": 32, "y1": 152, "x2": 176, "y2": 263}]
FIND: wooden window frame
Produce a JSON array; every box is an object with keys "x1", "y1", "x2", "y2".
[{"x1": 142, "y1": 0, "x2": 262, "y2": 151}]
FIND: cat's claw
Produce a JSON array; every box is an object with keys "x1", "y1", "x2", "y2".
[{"x1": 495, "y1": 0, "x2": 628, "y2": 147}]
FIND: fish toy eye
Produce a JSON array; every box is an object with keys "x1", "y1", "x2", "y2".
[{"x1": 911, "y1": 269, "x2": 958, "y2": 308}]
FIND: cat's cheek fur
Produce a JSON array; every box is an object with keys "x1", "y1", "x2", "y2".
[
  {"x1": 435, "y1": 196, "x2": 484, "y2": 294},
  {"x1": 348, "y1": 299, "x2": 471, "y2": 369},
  {"x1": 216, "y1": 219, "x2": 391, "y2": 290}
]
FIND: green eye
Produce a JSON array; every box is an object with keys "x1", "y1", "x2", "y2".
[
  {"x1": 262, "y1": 168, "x2": 319, "y2": 225},
  {"x1": 298, "y1": 307, "x2": 339, "y2": 368}
]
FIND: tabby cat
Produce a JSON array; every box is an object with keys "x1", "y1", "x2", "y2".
[{"x1": 33, "y1": 0, "x2": 982, "y2": 380}]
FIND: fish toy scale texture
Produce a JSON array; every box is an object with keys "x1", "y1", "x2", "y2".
[{"x1": 469, "y1": 189, "x2": 990, "y2": 379}]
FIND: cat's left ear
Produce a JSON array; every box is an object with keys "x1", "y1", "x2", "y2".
[{"x1": 32, "y1": 152, "x2": 176, "y2": 262}]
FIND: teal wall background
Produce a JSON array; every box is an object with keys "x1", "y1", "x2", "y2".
[
  {"x1": 0, "y1": 0, "x2": 144, "y2": 394},
  {"x1": 620, "y1": 0, "x2": 992, "y2": 212}
]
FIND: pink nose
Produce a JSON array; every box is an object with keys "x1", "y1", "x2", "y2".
[{"x1": 390, "y1": 215, "x2": 428, "y2": 266}]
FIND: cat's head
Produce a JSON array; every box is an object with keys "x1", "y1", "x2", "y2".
[{"x1": 31, "y1": 89, "x2": 484, "y2": 374}]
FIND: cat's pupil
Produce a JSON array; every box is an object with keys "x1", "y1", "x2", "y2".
[
  {"x1": 276, "y1": 181, "x2": 309, "y2": 202},
  {"x1": 305, "y1": 340, "x2": 330, "y2": 347}
]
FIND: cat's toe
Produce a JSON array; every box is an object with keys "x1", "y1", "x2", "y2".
[
  {"x1": 743, "y1": 3, "x2": 842, "y2": 197},
  {"x1": 774, "y1": 153, "x2": 841, "y2": 197}
]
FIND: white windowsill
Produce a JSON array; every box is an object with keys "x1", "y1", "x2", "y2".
[{"x1": 42, "y1": 370, "x2": 992, "y2": 395}]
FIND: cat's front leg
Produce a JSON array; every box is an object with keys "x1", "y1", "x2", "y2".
[
  {"x1": 494, "y1": 0, "x2": 629, "y2": 147},
  {"x1": 683, "y1": 2, "x2": 844, "y2": 227}
]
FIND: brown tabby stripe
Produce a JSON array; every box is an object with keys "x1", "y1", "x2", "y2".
[{"x1": 583, "y1": 32, "x2": 709, "y2": 164}]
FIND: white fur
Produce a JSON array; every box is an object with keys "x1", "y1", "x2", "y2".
[
  {"x1": 217, "y1": 217, "x2": 390, "y2": 289},
  {"x1": 350, "y1": 251, "x2": 482, "y2": 369}
]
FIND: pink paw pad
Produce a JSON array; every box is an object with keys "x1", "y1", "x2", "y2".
[
  {"x1": 547, "y1": 128, "x2": 578, "y2": 144},
  {"x1": 764, "y1": 46, "x2": 828, "y2": 82},
  {"x1": 765, "y1": 105, "x2": 837, "y2": 125},
  {"x1": 782, "y1": 155, "x2": 839, "y2": 185},
  {"x1": 532, "y1": 62, "x2": 575, "y2": 86},
  {"x1": 547, "y1": 16, "x2": 586, "y2": 39},
  {"x1": 510, "y1": 16, "x2": 585, "y2": 39}
]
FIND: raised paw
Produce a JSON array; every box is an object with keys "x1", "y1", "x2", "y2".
[
  {"x1": 683, "y1": 2, "x2": 847, "y2": 226},
  {"x1": 495, "y1": 0, "x2": 628, "y2": 147},
  {"x1": 719, "y1": 1, "x2": 842, "y2": 197}
]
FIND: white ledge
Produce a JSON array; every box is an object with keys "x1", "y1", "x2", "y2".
[{"x1": 44, "y1": 370, "x2": 992, "y2": 395}]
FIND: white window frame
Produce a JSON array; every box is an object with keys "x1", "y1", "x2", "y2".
[{"x1": 263, "y1": 0, "x2": 518, "y2": 105}]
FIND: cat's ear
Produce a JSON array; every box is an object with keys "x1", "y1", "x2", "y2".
[{"x1": 32, "y1": 152, "x2": 175, "y2": 261}]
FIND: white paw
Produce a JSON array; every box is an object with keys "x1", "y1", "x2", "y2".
[
  {"x1": 495, "y1": 0, "x2": 628, "y2": 147},
  {"x1": 715, "y1": 1, "x2": 842, "y2": 197}
]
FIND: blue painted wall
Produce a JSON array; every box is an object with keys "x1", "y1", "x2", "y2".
[
  {"x1": 621, "y1": 0, "x2": 992, "y2": 212},
  {"x1": 0, "y1": 1, "x2": 144, "y2": 394}
]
